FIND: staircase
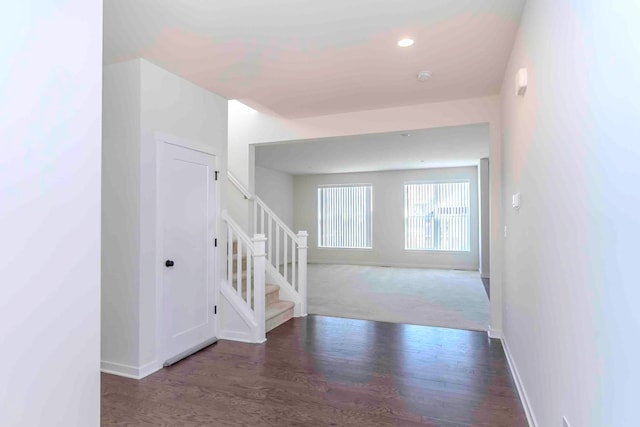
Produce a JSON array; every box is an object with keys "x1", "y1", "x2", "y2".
[
  {"x1": 219, "y1": 173, "x2": 307, "y2": 343},
  {"x1": 232, "y1": 242, "x2": 295, "y2": 333}
]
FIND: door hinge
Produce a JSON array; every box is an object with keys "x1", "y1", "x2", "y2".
[
  {"x1": 214, "y1": 238, "x2": 218, "y2": 247},
  {"x1": 214, "y1": 305, "x2": 217, "y2": 315},
  {"x1": 214, "y1": 170, "x2": 219, "y2": 181}
]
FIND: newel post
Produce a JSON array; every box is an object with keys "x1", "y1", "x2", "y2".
[
  {"x1": 252, "y1": 234, "x2": 267, "y2": 342},
  {"x1": 296, "y1": 231, "x2": 308, "y2": 316}
]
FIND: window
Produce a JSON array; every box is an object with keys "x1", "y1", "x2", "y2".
[
  {"x1": 404, "y1": 181, "x2": 470, "y2": 251},
  {"x1": 318, "y1": 184, "x2": 372, "y2": 249}
]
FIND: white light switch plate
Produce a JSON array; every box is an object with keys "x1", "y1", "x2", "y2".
[{"x1": 512, "y1": 193, "x2": 521, "y2": 210}]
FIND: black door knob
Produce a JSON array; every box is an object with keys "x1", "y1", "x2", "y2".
[{"x1": 165, "y1": 260, "x2": 175, "y2": 267}]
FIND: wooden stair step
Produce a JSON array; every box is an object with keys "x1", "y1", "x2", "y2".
[{"x1": 266, "y1": 300, "x2": 294, "y2": 333}]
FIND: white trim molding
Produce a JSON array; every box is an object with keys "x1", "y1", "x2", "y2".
[
  {"x1": 101, "y1": 360, "x2": 162, "y2": 380},
  {"x1": 501, "y1": 337, "x2": 538, "y2": 427},
  {"x1": 487, "y1": 326, "x2": 502, "y2": 339},
  {"x1": 154, "y1": 131, "x2": 220, "y2": 157},
  {"x1": 308, "y1": 259, "x2": 479, "y2": 271},
  {"x1": 218, "y1": 329, "x2": 266, "y2": 344}
]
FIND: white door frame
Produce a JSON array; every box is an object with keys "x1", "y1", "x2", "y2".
[{"x1": 154, "y1": 132, "x2": 222, "y2": 365}]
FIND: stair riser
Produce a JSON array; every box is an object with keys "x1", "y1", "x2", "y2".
[
  {"x1": 266, "y1": 306, "x2": 294, "y2": 333},
  {"x1": 266, "y1": 289, "x2": 279, "y2": 306}
]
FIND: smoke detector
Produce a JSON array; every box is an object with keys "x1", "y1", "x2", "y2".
[{"x1": 417, "y1": 71, "x2": 432, "y2": 81}]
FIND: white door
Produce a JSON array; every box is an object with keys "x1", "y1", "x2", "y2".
[{"x1": 160, "y1": 142, "x2": 217, "y2": 364}]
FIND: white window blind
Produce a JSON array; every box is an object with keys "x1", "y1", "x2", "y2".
[
  {"x1": 318, "y1": 185, "x2": 372, "y2": 249},
  {"x1": 404, "y1": 181, "x2": 471, "y2": 251}
]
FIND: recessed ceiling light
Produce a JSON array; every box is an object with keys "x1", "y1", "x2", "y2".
[
  {"x1": 397, "y1": 38, "x2": 414, "y2": 47},
  {"x1": 417, "y1": 70, "x2": 432, "y2": 81}
]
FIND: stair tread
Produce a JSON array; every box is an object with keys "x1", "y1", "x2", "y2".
[{"x1": 266, "y1": 300, "x2": 294, "y2": 319}]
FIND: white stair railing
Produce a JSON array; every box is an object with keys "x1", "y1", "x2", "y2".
[
  {"x1": 228, "y1": 172, "x2": 254, "y2": 201},
  {"x1": 221, "y1": 211, "x2": 266, "y2": 342},
  {"x1": 228, "y1": 172, "x2": 308, "y2": 316}
]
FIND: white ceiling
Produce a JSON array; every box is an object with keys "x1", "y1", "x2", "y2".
[
  {"x1": 255, "y1": 124, "x2": 490, "y2": 175},
  {"x1": 104, "y1": 0, "x2": 525, "y2": 118}
]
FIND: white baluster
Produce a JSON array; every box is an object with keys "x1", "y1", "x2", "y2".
[
  {"x1": 284, "y1": 235, "x2": 288, "y2": 284},
  {"x1": 253, "y1": 200, "x2": 258, "y2": 236},
  {"x1": 236, "y1": 239, "x2": 242, "y2": 297},
  {"x1": 247, "y1": 247, "x2": 252, "y2": 310},
  {"x1": 252, "y1": 234, "x2": 267, "y2": 342},
  {"x1": 267, "y1": 217, "x2": 272, "y2": 263},
  {"x1": 297, "y1": 231, "x2": 308, "y2": 316},
  {"x1": 292, "y1": 239, "x2": 296, "y2": 291},
  {"x1": 227, "y1": 227, "x2": 233, "y2": 286},
  {"x1": 275, "y1": 223, "x2": 280, "y2": 272}
]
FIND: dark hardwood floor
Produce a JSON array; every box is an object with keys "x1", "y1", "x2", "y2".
[{"x1": 102, "y1": 316, "x2": 526, "y2": 426}]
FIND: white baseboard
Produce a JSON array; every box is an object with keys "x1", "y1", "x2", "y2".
[
  {"x1": 139, "y1": 360, "x2": 162, "y2": 379},
  {"x1": 487, "y1": 326, "x2": 502, "y2": 339},
  {"x1": 218, "y1": 329, "x2": 265, "y2": 344},
  {"x1": 308, "y1": 259, "x2": 478, "y2": 271},
  {"x1": 501, "y1": 337, "x2": 538, "y2": 427},
  {"x1": 101, "y1": 360, "x2": 162, "y2": 380}
]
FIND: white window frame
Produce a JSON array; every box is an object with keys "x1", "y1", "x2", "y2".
[
  {"x1": 317, "y1": 184, "x2": 373, "y2": 249},
  {"x1": 404, "y1": 179, "x2": 471, "y2": 252}
]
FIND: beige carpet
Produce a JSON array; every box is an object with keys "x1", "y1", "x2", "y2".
[{"x1": 307, "y1": 264, "x2": 489, "y2": 332}]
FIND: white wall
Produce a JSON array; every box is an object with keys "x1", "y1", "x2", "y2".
[
  {"x1": 255, "y1": 166, "x2": 294, "y2": 229},
  {"x1": 0, "y1": 1, "x2": 102, "y2": 425},
  {"x1": 226, "y1": 174, "x2": 253, "y2": 235},
  {"x1": 294, "y1": 167, "x2": 479, "y2": 270},
  {"x1": 230, "y1": 97, "x2": 500, "y2": 188},
  {"x1": 102, "y1": 59, "x2": 228, "y2": 377},
  {"x1": 479, "y1": 158, "x2": 490, "y2": 278},
  {"x1": 500, "y1": 1, "x2": 640, "y2": 426},
  {"x1": 102, "y1": 60, "x2": 141, "y2": 369}
]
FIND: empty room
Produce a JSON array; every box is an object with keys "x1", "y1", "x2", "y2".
[{"x1": 252, "y1": 124, "x2": 492, "y2": 332}]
